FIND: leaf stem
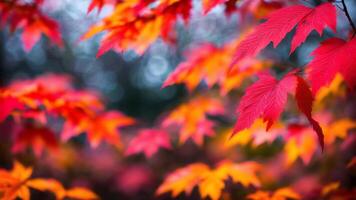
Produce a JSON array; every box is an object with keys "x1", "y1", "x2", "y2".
[{"x1": 341, "y1": 0, "x2": 356, "y2": 38}]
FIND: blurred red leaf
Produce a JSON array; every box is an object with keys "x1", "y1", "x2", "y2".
[
  {"x1": 87, "y1": 0, "x2": 107, "y2": 13},
  {"x1": 116, "y1": 165, "x2": 152, "y2": 194},
  {"x1": 347, "y1": 156, "x2": 356, "y2": 168},
  {"x1": 12, "y1": 123, "x2": 58, "y2": 156},
  {"x1": 0, "y1": 94, "x2": 25, "y2": 123},
  {"x1": 0, "y1": 1, "x2": 63, "y2": 51},
  {"x1": 125, "y1": 128, "x2": 171, "y2": 158}
]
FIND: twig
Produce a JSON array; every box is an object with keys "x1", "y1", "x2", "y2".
[
  {"x1": 341, "y1": 0, "x2": 356, "y2": 38},
  {"x1": 335, "y1": 4, "x2": 344, "y2": 11}
]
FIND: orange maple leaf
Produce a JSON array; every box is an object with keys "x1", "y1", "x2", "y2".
[
  {"x1": 83, "y1": 0, "x2": 191, "y2": 56},
  {"x1": 0, "y1": 161, "x2": 98, "y2": 200},
  {"x1": 162, "y1": 96, "x2": 224, "y2": 145},
  {"x1": 0, "y1": 161, "x2": 34, "y2": 200},
  {"x1": 224, "y1": 119, "x2": 284, "y2": 148},
  {"x1": 1, "y1": 74, "x2": 135, "y2": 150},
  {"x1": 26, "y1": 179, "x2": 99, "y2": 200},
  {"x1": 321, "y1": 182, "x2": 340, "y2": 197},
  {"x1": 284, "y1": 115, "x2": 356, "y2": 166},
  {"x1": 247, "y1": 187, "x2": 300, "y2": 200},
  {"x1": 157, "y1": 161, "x2": 261, "y2": 200},
  {"x1": 163, "y1": 40, "x2": 271, "y2": 95},
  {"x1": 62, "y1": 111, "x2": 135, "y2": 148}
]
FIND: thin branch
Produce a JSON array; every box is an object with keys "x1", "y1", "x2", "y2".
[
  {"x1": 335, "y1": 3, "x2": 344, "y2": 11},
  {"x1": 341, "y1": 0, "x2": 356, "y2": 38}
]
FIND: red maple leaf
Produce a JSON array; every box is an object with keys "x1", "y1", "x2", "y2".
[
  {"x1": 125, "y1": 129, "x2": 171, "y2": 158},
  {"x1": 21, "y1": 14, "x2": 62, "y2": 52},
  {"x1": 295, "y1": 76, "x2": 324, "y2": 149},
  {"x1": 233, "y1": 72, "x2": 296, "y2": 133},
  {"x1": 307, "y1": 37, "x2": 356, "y2": 94},
  {"x1": 233, "y1": 2, "x2": 336, "y2": 63},
  {"x1": 87, "y1": 0, "x2": 107, "y2": 13},
  {"x1": 0, "y1": 94, "x2": 24, "y2": 123},
  {"x1": 0, "y1": 1, "x2": 63, "y2": 52},
  {"x1": 232, "y1": 71, "x2": 324, "y2": 148},
  {"x1": 12, "y1": 124, "x2": 59, "y2": 157},
  {"x1": 62, "y1": 111, "x2": 135, "y2": 148}
]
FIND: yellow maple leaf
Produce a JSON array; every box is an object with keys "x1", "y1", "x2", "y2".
[
  {"x1": 156, "y1": 163, "x2": 209, "y2": 197},
  {"x1": 225, "y1": 119, "x2": 284, "y2": 148},
  {"x1": 247, "y1": 187, "x2": 300, "y2": 200},
  {"x1": 314, "y1": 74, "x2": 345, "y2": 106},
  {"x1": 321, "y1": 182, "x2": 340, "y2": 196},
  {"x1": 284, "y1": 116, "x2": 355, "y2": 166},
  {"x1": 0, "y1": 161, "x2": 99, "y2": 200},
  {"x1": 157, "y1": 161, "x2": 261, "y2": 200}
]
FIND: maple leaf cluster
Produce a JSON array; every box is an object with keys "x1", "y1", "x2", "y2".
[
  {"x1": 162, "y1": 40, "x2": 272, "y2": 95},
  {"x1": 82, "y1": 0, "x2": 288, "y2": 56},
  {"x1": 0, "y1": 161, "x2": 98, "y2": 200},
  {"x1": 0, "y1": 74, "x2": 135, "y2": 155},
  {"x1": 0, "y1": 0, "x2": 62, "y2": 51}
]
